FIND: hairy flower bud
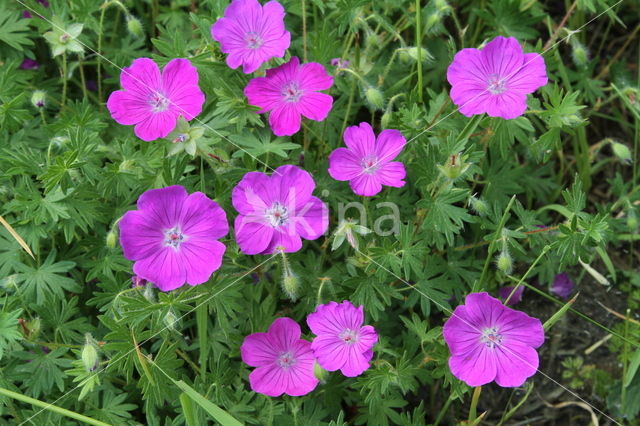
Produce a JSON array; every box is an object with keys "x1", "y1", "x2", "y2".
[
  {"x1": 610, "y1": 141, "x2": 632, "y2": 165},
  {"x1": 437, "y1": 153, "x2": 470, "y2": 180},
  {"x1": 570, "y1": 39, "x2": 589, "y2": 68},
  {"x1": 496, "y1": 251, "x2": 513, "y2": 275},
  {"x1": 163, "y1": 309, "x2": 178, "y2": 331},
  {"x1": 280, "y1": 254, "x2": 299, "y2": 301},
  {"x1": 469, "y1": 195, "x2": 489, "y2": 216},
  {"x1": 31, "y1": 90, "x2": 46, "y2": 108},
  {"x1": 105, "y1": 229, "x2": 117, "y2": 249},
  {"x1": 81, "y1": 334, "x2": 99, "y2": 372},
  {"x1": 314, "y1": 361, "x2": 329, "y2": 383},
  {"x1": 364, "y1": 86, "x2": 385, "y2": 110},
  {"x1": 627, "y1": 209, "x2": 638, "y2": 231},
  {"x1": 380, "y1": 110, "x2": 392, "y2": 129},
  {"x1": 126, "y1": 15, "x2": 144, "y2": 38}
]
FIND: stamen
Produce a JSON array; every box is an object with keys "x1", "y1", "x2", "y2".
[
  {"x1": 265, "y1": 202, "x2": 289, "y2": 227},
  {"x1": 487, "y1": 74, "x2": 507, "y2": 95},
  {"x1": 164, "y1": 226, "x2": 186, "y2": 249},
  {"x1": 281, "y1": 82, "x2": 303, "y2": 103},
  {"x1": 480, "y1": 327, "x2": 503, "y2": 348},
  {"x1": 360, "y1": 155, "x2": 380, "y2": 174},
  {"x1": 149, "y1": 92, "x2": 170, "y2": 112},
  {"x1": 245, "y1": 32, "x2": 264, "y2": 49}
]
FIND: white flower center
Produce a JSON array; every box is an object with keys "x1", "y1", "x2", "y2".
[
  {"x1": 487, "y1": 74, "x2": 507, "y2": 95},
  {"x1": 164, "y1": 226, "x2": 186, "y2": 249},
  {"x1": 360, "y1": 155, "x2": 380, "y2": 174},
  {"x1": 277, "y1": 351, "x2": 296, "y2": 369},
  {"x1": 265, "y1": 202, "x2": 289, "y2": 227},
  {"x1": 339, "y1": 328, "x2": 359, "y2": 345},
  {"x1": 281, "y1": 82, "x2": 303, "y2": 103},
  {"x1": 480, "y1": 327, "x2": 503, "y2": 348},
  {"x1": 149, "y1": 92, "x2": 170, "y2": 112},
  {"x1": 244, "y1": 32, "x2": 264, "y2": 49}
]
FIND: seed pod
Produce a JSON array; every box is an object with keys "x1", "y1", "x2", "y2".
[{"x1": 380, "y1": 110, "x2": 392, "y2": 129}]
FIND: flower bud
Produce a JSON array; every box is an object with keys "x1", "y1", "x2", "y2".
[
  {"x1": 425, "y1": 12, "x2": 441, "y2": 30},
  {"x1": 81, "y1": 334, "x2": 99, "y2": 372},
  {"x1": 468, "y1": 195, "x2": 489, "y2": 216},
  {"x1": 163, "y1": 309, "x2": 178, "y2": 331},
  {"x1": 126, "y1": 15, "x2": 144, "y2": 38},
  {"x1": 105, "y1": 229, "x2": 117, "y2": 249},
  {"x1": 406, "y1": 47, "x2": 432, "y2": 63},
  {"x1": 314, "y1": 361, "x2": 329, "y2": 383},
  {"x1": 31, "y1": 90, "x2": 46, "y2": 108},
  {"x1": 610, "y1": 141, "x2": 632, "y2": 165},
  {"x1": 570, "y1": 39, "x2": 589, "y2": 68},
  {"x1": 27, "y1": 318, "x2": 41, "y2": 340},
  {"x1": 380, "y1": 110, "x2": 392, "y2": 129},
  {"x1": 364, "y1": 86, "x2": 385, "y2": 110},
  {"x1": 627, "y1": 209, "x2": 638, "y2": 231},
  {"x1": 281, "y1": 267, "x2": 299, "y2": 302},
  {"x1": 143, "y1": 282, "x2": 156, "y2": 303},
  {"x1": 496, "y1": 251, "x2": 513, "y2": 274},
  {"x1": 131, "y1": 275, "x2": 147, "y2": 288},
  {"x1": 434, "y1": 0, "x2": 451, "y2": 12}
]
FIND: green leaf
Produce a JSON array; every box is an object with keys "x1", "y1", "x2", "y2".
[
  {"x1": 0, "y1": 7, "x2": 34, "y2": 51},
  {"x1": 15, "y1": 251, "x2": 81, "y2": 304},
  {"x1": 172, "y1": 380, "x2": 242, "y2": 426},
  {"x1": 0, "y1": 309, "x2": 22, "y2": 361}
]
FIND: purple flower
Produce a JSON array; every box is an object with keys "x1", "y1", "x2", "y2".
[
  {"x1": 244, "y1": 56, "x2": 333, "y2": 136},
  {"x1": 447, "y1": 36, "x2": 547, "y2": 119},
  {"x1": 232, "y1": 165, "x2": 328, "y2": 254},
  {"x1": 211, "y1": 0, "x2": 290, "y2": 74},
  {"x1": 131, "y1": 275, "x2": 147, "y2": 288},
  {"x1": 241, "y1": 317, "x2": 318, "y2": 397},
  {"x1": 328, "y1": 122, "x2": 406, "y2": 196},
  {"x1": 107, "y1": 58, "x2": 205, "y2": 141},
  {"x1": 443, "y1": 292, "x2": 544, "y2": 387},
  {"x1": 119, "y1": 186, "x2": 228, "y2": 292},
  {"x1": 551, "y1": 273, "x2": 574, "y2": 299},
  {"x1": 498, "y1": 285, "x2": 524, "y2": 306},
  {"x1": 20, "y1": 59, "x2": 39, "y2": 70},
  {"x1": 307, "y1": 301, "x2": 378, "y2": 377},
  {"x1": 330, "y1": 58, "x2": 349, "y2": 68}
]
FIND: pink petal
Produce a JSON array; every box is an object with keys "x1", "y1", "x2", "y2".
[
  {"x1": 344, "y1": 122, "x2": 376, "y2": 157},
  {"x1": 446, "y1": 48, "x2": 487, "y2": 87},
  {"x1": 180, "y1": 192, "x2": 228, "y2": 239},
  {"x1": 376, "y1": 162, "x2": 406, "y2": 188},
  {"x1": 273, "y1": 165, "x2": 314, "y2": 209},
  {"x1": 481, "y1": 36, "x2": 524, "y2": 77},
  {"x1": 506, "y1": 52, "x2": 548, "y2": 94},
  {"x1": 269, "y1": 103, "x2": 302, "y2": 136},
  {"x1": 263, "y1": 226, "x2": 302, "y2": 253},
  {"x1": 483, "y1": 91, "x2": 527, "y2": 119},
  {"x1": 133, "y1": 248, "x2": 186, "y2": 292},
  {"x1": 328, "y1": 147, "x2": 361, "y2": 181},
  {"x1": 499, "y1": 313, "x2": 545, "y2": 348},
  {"x1": 340, "y1": 346, "x2": 371, "y2": 377},
  {"x1": 357, "y1": 325, "x2": 378, "y2": 352},
  {"x1": 241, "y1": 332, "x2": 278, "y2": 367},
  {"x1": 307, "y1": 302, "x2": 343, "y2": 335},
  {"x1": 449, "y1": 345, "x2": 497, "y2": 386},
  {"x1": 118, "y1": 210, "x2": 164, "y2": 261},
  {"x1": 294, "y1": 196, "x2": 328, "y2": 241},
  {"x1": 180, "y1": 238, "x2": 226, "y2": 285},
  {"x1": 311, "y1": 334, "x2": 349, "y2": 371},
  {"x1": 349, "y1": 173, "x2": 382, "y2": 197},
  {"x1": 133, "y1": 110, "x2": 180, "y2": 141},
  {"x1": 298, "y1": 62, "x2": 334, "y2": 91},
  {"x1": 120, "y1": 58, "x2": 162, "y2": 95},
  {"x1": 375, "y1": 129, "x2": 406, "y2": 163},
  {"x1": 297, "y1": 92, "x2": 333, "y2": 122},
  {"x1": 136, "y1": 185, "x2": 188, "y2": 226},
  {"x1": 286, "y1": 340, "x2": 319, "y2": 396},
  {"x1": 268, "y1": 317, "x2": 301, "y2": 350},
  {"x1": 494, "y1": 341, "x2": 539, "y2": 387},
  {"x1": 106, "y1": 90, "x2": 150, "y2": 125},
  {"x1": 248, "y1": 364, "x2": 289, "y2": 397},
  {"x1": 232, "y1": 171, "x2": 278, "y2": 215},
  {"x1": 234, "y1": 216, "x2": 274, "y2": 255},
  {"x1": 244, "y1": 76, "x2": 282, "y2": 113}
]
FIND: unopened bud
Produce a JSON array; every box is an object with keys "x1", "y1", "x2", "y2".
[
  {"x1": 627, "y1": 209, "x2": 638, "y2": 231},
  {"x1": 126, "y1": 15, "x2": 144, "y2": 38},
  {"x1": 570, "y1": 39, "x2": 589, "y2": 68},
  {"x1": 163, "y1": 309, "x2": 178, "y2": 331},
  {"x1": 610, "y1": 141, "x2": 632, "y2": 165},
  {"x1": 469, "y1": 195, "x2": 489, "y2": 216},
  {"x1": 425, "y1": 12, "x2": 440, "y2": 30},
  {"x1": 434, "y1": 0, "x2": 451, "y2": 12},
  {"x1": 280, "y1": 253, "x2": 299, "y2": 301},
  {"x1": 143, "y1": 282, "x2": 156, "y2": 303},
  {"x1": 81, "y1": 334, "x2": 99, "y2": 372},
  {"x1": 314, "y1": 361, "x2": 329, "y2": 383},
  {"x1": 406, "y1": 47, "x2": 432, "y2": 63},
  {"x1": 381, "y1": 111, "x2": 392, "y2": 129},
  {"x1": 106, "y1": 229, "x2": 117, "y2": 249},
  {"x1": 496, "y1": 251, "x2": 513, "y2": 274},
  {"x1": 364, "y1": 86, "x2": 385, "y2": 110},
  {"x1": 31, "y1": 90, "x2": 46, "y2": 108}
]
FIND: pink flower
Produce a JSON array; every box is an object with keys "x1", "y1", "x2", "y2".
[
  {"x1": 551, "y1": 273, "x2": 574, "y2": 299},
  {"x1": 443, "y1": 292, "x2": 544, "y2": 387},
  {"x1": 119, "y1": 186, "x2": 228, "y2": 292},
  {"x1": 107, "y1": 58, "x2": 205, "y2": 141},
  {"x1": 241, "y1": 317, "x2": 318, "y2": 397},
  {"x1": 232, "y1": 165, "x2": 328, "y2": 255},
  {"x1": 307, "y1": 301, "x2": 378, "y2": 377},
  {"x1": 328, "y1": 122, "x2": 406, "y2": 196},
  {"x1": 447, "y1": 36, "x2": 547, "y2": 119},
  {"x1": 498, "y1": 285, "x2": 524, "y2": 306},
  {"x1": 244, "y1": 56, "x2": 333, "y2": 136},
  {"x1": 211, "y1": 0, "x2": 290, "y2": 74}
]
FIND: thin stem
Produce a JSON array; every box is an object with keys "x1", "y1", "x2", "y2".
[
  {"x1": 97, "y1": 4, "x2": 107, "y2": 102},
  {"x1": 0, "y1": 387, "x2": 110, "y2": 426},
  {"x1": 468, "y1": 386, "x2": 482, "y2": 423},
  {"x1": 415, "y1": 0, "x2": 423, "y2": 103},
  {"x1": 433, "y1": 396, "x2": 453, "y2": 426},
  {"x1": 61, "y1": 52, "x2": 68, "y2": 107},
  {"x1": 301, "y1": 0, "x2": 308, "y2": 62},
  {"x1": 78, "y1": 58, "x2": 88, "y2": 100},
  {"x1": 504, "y1": 246, "x2": 550, "y2": 305}
]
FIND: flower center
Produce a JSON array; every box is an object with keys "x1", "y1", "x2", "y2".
[
  {"x1": 480, "y1": 327, "x2": 503, "y2": 348},
  {"x1": 164, "y1": 226, "x2": 186, "y2": 249},
  {"x1": 487, "y1": 74, "x2": 507, "y2": 95},
  {"x1": 265, "y1": 202, "x2": 289, "y2": 227},
  {"x1": 277, "y1": 351, "x2": 296, "y2": 369},
  {"x1": 360, "y1": 155, "x2": 380, "y2": 174},
  {"x1": 173, "y1": 133, "x2": 188, "y2": 143},
  {"x1": 149, "y1": 92, "x2": 170, "y2": 113},
  {"x1": 281, "y1": 82, "x2": 303, "y2": 103},
  {"x1": 59, "y1": 33, "x2": 71, "y2": 44},
  {"x1": 339, "y1": 328, "x2": 359, "y2": 345},
  {"x1": 244, "y1": 31, "x2": 264, "y2": 49}
]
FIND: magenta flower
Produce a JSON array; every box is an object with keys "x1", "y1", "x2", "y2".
[
  {"x1": 107, "y1": 58, "x2": 205, "y2": 141},
  {"x1": 211, "y1": 0, "x2": 290, "y2": 74},
  {"x1": 447, "y1": 36, "x2": 547, "y2": 119},
  {"x1": 119, "y1": 186, "x2": 228, "y2": 292},
  {"x1": 307, "y1": 301, "x2": 378, "y2": 377},
  {"x1": 241, "y1": 317, "x2": 318, "y2": 397},
  {"x1": 328, "y1": 122, "x2": 406, "y2": 196},
  {"x1": 232, "y1": 165, "x2": 328, "y2": 255},
  {"x1": 443, "y1": 292, "x2": 544, "y2": 387},
  {"x1": 551, "y1": 273, "x2": 574, "y2": 299},
  {"x1": 498, "y1": 285, "x2": 524, "y2": 306},
  {"x1": 244, "y1": 56, "x2": 333, "y2": 136},
  {"x1": 20, "y1": 59, "x2": 40, "y2": 70}
]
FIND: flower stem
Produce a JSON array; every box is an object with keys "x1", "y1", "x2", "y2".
[
  {"x1": 79, "y1": 57, "x2": 88, "y2": 100},
  {"x1": 61, "y1": 52, "x2": 68, "y2": 107},
  {"x1": 415, "y1": 0, "x2": 423, "y2": 103},
  {"x1": 433, "y1": 396, "x2": 453, "y2": 426},
  {"x1": 301, "y1": 0, "x2": 308, "y2": 62},
  {"x1": 504, "y1": 245, "x2": 550, "y2": 305},
  {"x1": 468, "y1": 386, "x2": 482, "y2": 423},
  {"x1": 0, "y1": 386, "x2": 110, "y2": 426},
  {"x1": 97, "y1": 3, "x2": 107, "y2": 102}
]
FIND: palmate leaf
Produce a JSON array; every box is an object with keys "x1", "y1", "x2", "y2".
[
  {"x1": 0, "y1": 309, "x2": 22, "y2": 361},
  {"x1": 0, "y1": 7, "x2": 34, "y2": 52},
  {"x1": 15, "y1": 348, "x2": 72, "y2": 398},
  {"x1": 14, "y1": 251, "x2": 81, "y2": 305},
  {"x1": 417, "y1": 188, "x2": 472, "y2": 249}
]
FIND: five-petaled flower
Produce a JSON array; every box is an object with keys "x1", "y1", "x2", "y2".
[
  {"x1": 244, "y1": 56, "x2": 334, "y2": 136},
  {"x1": 443, "y1": 292, "x2": 545, "y2": 387},
  {"x1": 211, "y1": 0, "x2": 290, "y2": 74},
  {"x1": 241, "y1": 317, "x2": 318, "y2": 397},
  {"x1": 447, "y1": 36, "x2": 548, "y2": 119},
  {"x1": 119, "y1": 185, "x2": 228, "y2": 292},
  {"x1": 328, "y1": 122, "x2": 407, "y2": 196},
  {"x1": 232, "y1": 165, "x2": 328, "y2": 254},
  {"x1": 107, "y1": 58, "x2": 205, "y2": 141},
  {"x1": 307, "y1": 301, "x2": 378, "y2": 377}
]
